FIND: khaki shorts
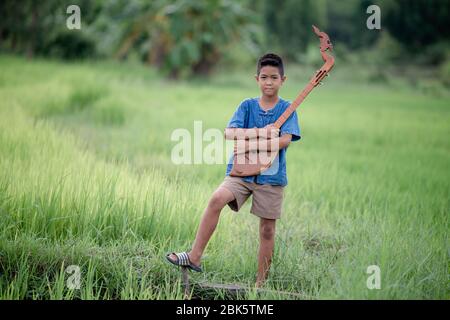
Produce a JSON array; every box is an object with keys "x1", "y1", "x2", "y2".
[{"x1": 219, "y1": 176, "x2": 284, "y2": 220}]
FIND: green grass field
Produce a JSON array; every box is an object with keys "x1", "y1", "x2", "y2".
[{"x1": 0, "y1": 55, "x2": 448, "y2": 299}]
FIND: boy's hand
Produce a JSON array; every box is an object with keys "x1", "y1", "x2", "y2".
[{"x1": 259, "y1": 124, "x2": 280, "y2": 139}]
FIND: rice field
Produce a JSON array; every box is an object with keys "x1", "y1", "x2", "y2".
[{"x1": 0, "y1": 54, "x2": 448, "y2": 299}]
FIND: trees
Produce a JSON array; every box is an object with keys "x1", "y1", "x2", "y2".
[
  {"x1": 263, "y1": 0, "x2": 326, "y2": 61},
  {"x1": 1, "y1": 0, "x2": 448, "y2": 72},
  {"x1": 262, "y1": 0, "x2": 450, "y2": 64},
  {"x1": 0, "y1": 0, "x2": 257, "y2": 76},
  {"x1": 0, "y1": 0, "x2": 101, "y2": 59},
  {"x1": 383, "y1": 0, "x2": 450, "y2": 50},
  {"x1": 115, "y1": 0, "x2": 258, "y2": 78}
]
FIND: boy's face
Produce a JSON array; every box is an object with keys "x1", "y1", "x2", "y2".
[{"x1": 255, "y1": 66, "x2": 286, "y2": 97}]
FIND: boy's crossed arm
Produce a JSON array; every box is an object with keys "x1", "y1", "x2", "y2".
[
  {"x1": 232, "y1": 134, "x2": 292, "y2": 155},
  {"x1": 224, "y1": 125, "x2": 292, "y2": 155},
  {"x1": 224, "y1": 124, "x2": 279, "y2": 140}
]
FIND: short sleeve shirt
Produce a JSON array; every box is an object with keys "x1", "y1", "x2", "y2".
[{"x1": 225, "y1": 97, "x2": 301, "y2": 186}]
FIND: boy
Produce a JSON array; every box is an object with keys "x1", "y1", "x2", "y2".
[{"x1": 167, "y1": 53, "x2": 301, "y2": 287}]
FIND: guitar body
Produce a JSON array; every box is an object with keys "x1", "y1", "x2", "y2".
[{"x1": 230, "y1": 150, "x2": 279, "y2": 177}]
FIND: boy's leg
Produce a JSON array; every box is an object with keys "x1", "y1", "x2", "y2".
[
  {"x1": 168, "y1": 186, "x2": 235, "y2": 267},
  {"x1": 256, "y1": 217, "x2": 276, "y2": 287}
]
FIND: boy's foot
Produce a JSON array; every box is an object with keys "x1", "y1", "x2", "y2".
[
  {"x1": 166, "y1": 251, "x2": 202, "y2": 272},
  {"x1": 167, "y1": 252, "x2": 201, "y2": 267}
]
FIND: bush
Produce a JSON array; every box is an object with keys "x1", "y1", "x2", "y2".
[
  {"x1": 43, "y1": 31, "x2": 97, "y2": 60},
  {"x1": 416, "y1": 42, "x2": 450, "y2": 66}
]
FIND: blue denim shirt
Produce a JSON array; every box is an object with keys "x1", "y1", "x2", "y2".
[{"x1": 225, "y1": 97, "x2": 301, "y2": 186}]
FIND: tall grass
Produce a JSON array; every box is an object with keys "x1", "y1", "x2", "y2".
[{"x1": 0, "y1": 55, "x2": 448, "y2": 299}]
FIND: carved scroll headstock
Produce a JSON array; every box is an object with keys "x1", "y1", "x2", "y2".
[
  {"x1": 311, "y1": 25, "x2": 335, "y2": 87},
  {"x1": 312, "y1": 25, "x2": 333, "y2": 53}
]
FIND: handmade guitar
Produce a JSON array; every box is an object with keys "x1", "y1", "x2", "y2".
[{"x1": 229, "y1": 25, "x2": 335, "y2": 177}]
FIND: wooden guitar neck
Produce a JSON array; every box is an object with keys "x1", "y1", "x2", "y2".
[{"x1": 274, "y1": 83, "x2": 315, "y2": 129}]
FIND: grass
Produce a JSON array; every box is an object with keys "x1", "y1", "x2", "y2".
[{"x1": 0, "y1": 54, "x2": 448, "y2": 299}]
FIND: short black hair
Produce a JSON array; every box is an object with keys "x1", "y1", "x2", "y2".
[{"x1": 257, "y1": 53, "x2": 284, "y2": 77}]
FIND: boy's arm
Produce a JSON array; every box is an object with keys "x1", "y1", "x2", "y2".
[
  {"x1": 224, "y1": 126, "x2": 279, "y2": 140},
  {"x1": 260, "y1": 134, "x2": 292, "y2": 150},
  {"x1": 234, "y1": 134, "x2": 292, "y2": 155}
]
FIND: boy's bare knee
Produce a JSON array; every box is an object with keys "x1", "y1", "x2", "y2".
[
  {"x1": 260, "y1": 221, "x2": 276, "y2": 241},
  {"x1": 208, "y1": 192, "x2": 228, "y2": 212}
]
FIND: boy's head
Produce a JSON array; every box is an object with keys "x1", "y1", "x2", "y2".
[
  {"x1": 255, "y1": 53, "x2": 286, "y2": 97},
  {"x1": 257, "y1": 53, "x2": 284, "y2": 77}
]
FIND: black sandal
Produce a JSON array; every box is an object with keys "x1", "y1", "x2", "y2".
[{"x1": 166, "y1": 251, "x2": 203, "y2": 272}]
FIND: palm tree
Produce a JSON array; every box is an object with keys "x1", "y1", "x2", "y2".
[{"x1": 115, "y1": 0, "x2": 258, "y2": 78}]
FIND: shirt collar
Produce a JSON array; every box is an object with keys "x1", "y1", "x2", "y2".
[{"x1": 257, "y1": 97, "x2": 280, "y2": 116}]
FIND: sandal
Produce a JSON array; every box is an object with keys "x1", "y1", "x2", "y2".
[{"x1": 166, "y1": 251, "x2": 203, "y2": 273}]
